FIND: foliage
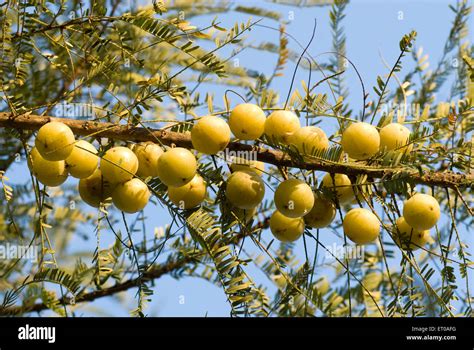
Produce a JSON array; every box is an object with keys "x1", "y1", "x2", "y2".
[{"x1": 0, "y1": 0, "x2": 472, "y2": 317}]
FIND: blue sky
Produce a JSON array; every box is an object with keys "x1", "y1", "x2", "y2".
[{"x1": 5, "y1": 0, "x2": 472, "y2": 316}]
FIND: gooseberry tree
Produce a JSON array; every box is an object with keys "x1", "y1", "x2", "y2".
[{"x1": 0, "y1": 0, "x2": 472, "y2": 318}]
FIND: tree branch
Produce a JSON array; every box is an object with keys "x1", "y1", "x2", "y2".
[
  {"x1": 0, "y1": 112, "x2": 472, "y2": 189},
  {"x1": 0, "y1": 256, "x2": 194, "y2": 315}
]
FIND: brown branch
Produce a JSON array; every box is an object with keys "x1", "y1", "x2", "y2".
[
  {"x1": 0, "y1": 212, "x2": 269, "y2": 316},
  {"x1": 0, "y1": 112, "x2": 472, "y2": 189},
  {"x1": 0, "y1": 257, "x2": 194, "y2": 316}
]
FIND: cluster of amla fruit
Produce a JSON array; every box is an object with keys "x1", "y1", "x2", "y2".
[
  {"x1": 28, "y1": 103, "x2": 441, "y2": 251},
  {"x1": 185, "y1": 103, "x2": 441, "y2": 250},
  {"x1": 28, "y1": 121, "x2": 205, "y2": 214}
]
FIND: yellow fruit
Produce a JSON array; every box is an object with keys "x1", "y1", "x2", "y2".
[
  {"x1": 168, "y1": 174, "x2": 206, "y2": 209},
  {"x1": 341, "y1": 122, "x2": 380, "y2": 160},
  {"x1": 321, "y1": 173, "x2": 354, "y2": 204},
  {"x1": 314, "y1": 276, "x2": 330, "y2": 295},
  {"x1": 112, "y1": 178, "x2": 150, "y2": 213},
  {"x1": 156, "y1": 147, "x2": 197, "y2": 187},
  {"x1": 230, "y1": 157, "x2": 265, "y2": 176},
  {"x1": 191, "y1": 115, "x2": 231, "y2": 155},
  {"x1": 304, "y1": 195, "x2": 336, "y2": 228},
  {"x1": 65, "y1": 140, "x2": 99, "y2": 179},
  {"x1": 100, "y1": 146, "x2": 138, "y2": 184},
  {"x1": 269, "y1": 210, "x2": 305, "y2": 242},
  {"x1": 403, "y1": 193, "x2": 440, "y2": 230},
  {"x1": 132, "y1": 142, "x2": 163, "y2": 178},
  {"x1": 225, "y1": 170, "x2": 265, "y2": 209},
  {"x1": 290, "y1": 126, "x2": 329, "y2": 155},
  {"x1": 264, "y1": 110, "x2": 300, "y2": 144},
  {"x1": 393, "y1": 216, "x2": 431, "y2": 251},
  {"x1": 229, "y1": 103, "x2": 266, "y2": 140},
  {"x1": 379, "y1": 123, "x2": 412, "y2": 152},
  {"x1": 78, "y1": 169, "x2": 116, "y2": 208},
  {"x1": 28, "y1": 147, "x2": 68, "y2": 187},
  {"x1": 35, "y1": 121, "x2": 75, "y2": 161},
  {"x1": 274, "y1": 179, "x2": 314, "y2": 218},
  {"x1": 343, "y1": 208, "x2": 380, "y2": 244}
]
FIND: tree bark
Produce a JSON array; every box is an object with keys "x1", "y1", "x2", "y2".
[{"x1": 0, "y1": 112, "x2": 472, "y2": 189}]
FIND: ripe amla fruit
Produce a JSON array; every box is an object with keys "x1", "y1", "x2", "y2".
[
  {"x1": 132, "y1": 142, "x2": 163, "y2": 178},
  {"x1": 191, "y1": 115, "x2": 230, "y2": 155},
  {"x1": 230, "y1": 157, "x2": 265, "y2": 176},
  {"x1": 290, "y1": 126, "x2": 329, "y2": 155},
  {"x1": 225, "y1": 170, "x2": 265, "y2": 209},
  {"x1": 101, "y1": 146, "x2": 138, "y2": 183},
  {"x1": 229, "y1": 103, "x2": 266, "y2": 140},
  {"x1": 321, "y1": 173, "x2": 354, "y2": 204},
  {"x1": 112, "y1": 178, "x2": 150, "y2": 213},
  {"x1": 156, "y1": 147, "x2": 197, "y2": 187},
  {"x1": 379, "y1": 123, "x2": 413, "y2": 152},
  {"x1": 343, "y1": 208, "x2": 380, "y2": 244},
  {"x1": 35, "y1": 121, "x2": 75, "y2": 161},
  {"x1": 65, "y1": 140, "x2": 99, "y2": 179},
  {"x1": 274, "y1": 179, "x2": 314, "y2": 218},
  {"x1": 168, "y1": 174, "x2": 206, "y2": 209},
  {"x1": 393, "y1": 216, "x2": 431, "y2": 251},
  {"x1": 28, "y1": 147, "x2": 68, "y2": 187},
  {"x1": 78, "y1": 169, "x2": 116, "y2": 208},
  {"x1": 341, "y1": 122, "x2": 380, "y2": 160},
  {"x1": 269, "y1": 210, "x2": 305, "y2": 242},
  {"x1": 402, "y1": 193, "x2": 440, "y2": 230},
  {"x1": 304, "y1": 195, "x2": 336, "y2": 228},
  {"x1": 264, "y1": 110, "x2": 300, "y2": 144}
]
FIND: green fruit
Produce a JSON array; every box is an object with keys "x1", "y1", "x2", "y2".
[
  {"x1": 321, "y1": 173, "x2": 354, "y2": 204},
  {"x1": 225, "y1": 170, "x2": 265, "y2": 209},
  {"x1": 65, "y1": 140, "x2": 99, "y2": 179},
  {"x1": 156, "y1": 147, "x2": 197, "y2": 187},
  {"x1": 28, "y1": 147, "x2": 68, "y2": 187},
  {"x1": 230, "y1": 157, "x2": 265, "y2": 176},
  {"x1": 274, "y1": 179, "x2": 314, "y2": 218},
  {"x1": 264, "y1": 110, "x2": 300, "y2": 144},
  {"x1": 393, "y1": 216, "x2": 431, "y2": 251},
  {"x1": 168, "y1": 174, "x2": 206, "y2": 209},
  {"x1": 304, "y1": 195, "x2": 336, "y2": 228},
  {"x1": 191, "y1": 115, "x2": 231, "y2": 155},
  {"x1": 290, "y1": 126, "x2": 329, "y2": 155},
  {"x1": 35, "y1": 121, "x2": 75, "y2": 161},
  {"x1": 343, "y1": 208, "x2": 380, "y2": 244},
  {"x1": 78, "y1": 169, "x2": 116, "y2": 208},
  {"x1": 132, "y1": 142, "x2": 163, "y2": 178},
  {"x1": 229, "y1": 103, "x2": 266, "y2": 140},
  {"x1": 269, "y1": 210, "x2": 305, "y2": 242},
  {"x1": 379, "y1": 123, "x2": 412, "y2": 152},
  {"x1": 341, "y1": 122, "x2": 380, "y2": 160},
  {"x1": 403, "y1": 193, "x2": 440, "y2": 230},
  {"x1": 112, "y1": 178, "x2": 150, "y2": 213}
]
